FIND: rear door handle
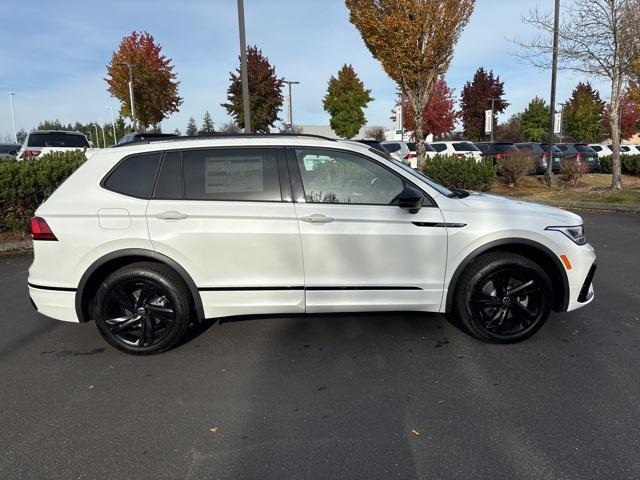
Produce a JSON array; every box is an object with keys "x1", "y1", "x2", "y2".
[
  {"x1": 155, "y1": 211, "x2": 188, "y2": 220},
  {"x1": 301, "y1": 214, "x2": 334, "y2": 224}
]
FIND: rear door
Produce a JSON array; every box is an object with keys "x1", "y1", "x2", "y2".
[
  {"x1": 287, "y1": 147, "x2": 447, "y2": 313},
  {"x1": 146, "y1": 147, "x2": 305, "y2": 319}
]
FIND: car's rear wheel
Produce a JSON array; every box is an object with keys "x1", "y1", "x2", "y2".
[
  {"x1": 94, "y1": 262, "x2": 192, "y2": 355},
  {"x1": 453, "y1": 252, "x2": 552, "y2": 343}
]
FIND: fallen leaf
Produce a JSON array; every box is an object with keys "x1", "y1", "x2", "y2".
[
  {"x1": 89, "y1": 385, "x2": 94, "y2": 389},
  {"x1": 210, "y1": 427, "x2": 219, "y2": 433},
  {"x1": 410, "y1": 429, "x2": 420, "y2": 436}
]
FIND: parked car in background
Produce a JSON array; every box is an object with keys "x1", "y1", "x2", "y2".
[
  {"x1": 474, "y1": 142, "x2": 518, "y2": 161},
  {"x1": 381, "y1": 140, "x2": 435, "y2": 168},
  {"x1": 514, "y1": 143, "x2": 564, "y2": 174},
  {"x1": 429, "y1": 141, "x2": 482, "y2": 160},
  {"x1": 556, "y1": 143, "x2": 600, "y2": 172},
  {"x1": 17, "y1": 130, "x2": 91, "y2": 159},
  {"x1": 351, "y1": 139, "x2": 387, "y2": 153},
  {"x1": 117, "y1": 132, "x2": 179, "y2": 146},
  {"x1": 588, "y1": 144, "x2": 612, "y2": 159},
  {"x1": 0, "y1": 142, "x2": 21, "y2": 159},
  {"x1": 28, "y1": 133, "x2": 596, "y2": 354}
]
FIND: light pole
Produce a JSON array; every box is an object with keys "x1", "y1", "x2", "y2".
[
  {"x1": 94, "y1": 123, "x2": 101, "y2": 148},
  {"x1": 546, "y1": 0, "x2": 561, "y2": 184},
  {"x1": 99, "y1": 118, "x2": 107, "y2": 148},
  {"x1": 282, "y1": 80, "x2": 300, "y2": 130},
  {"x1": 237, "y1": 0, "x2": 251, "y2": 134},
  {"x1": 488, "y1": 98, "x2": 500, "y2": 142},
  {"x1": 8, "y1": 92, "x2": 17, "y2": 143},
  {"x1": 118, "y1": 63, "x2": 138, "y2": 131},
  {"x1": 106, "y1": 106, "x2": 117, "y2": 145}
]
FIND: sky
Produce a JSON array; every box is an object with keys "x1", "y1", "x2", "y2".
[{"x1": 0, "y1": 0, "x2": 611, "y2": 141}]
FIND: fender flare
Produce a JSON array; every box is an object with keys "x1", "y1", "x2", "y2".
[
  {"x1": 444, "y1": 238, "x2": 570, "y2": 313},
  {"x1": 75, "y1": 248, "x2": 204, "y2": 322}
]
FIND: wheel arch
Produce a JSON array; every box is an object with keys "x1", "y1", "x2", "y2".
[
  {"x1": 445, "y1": 238, "x2": 569, "y2": 313},
  {"x1": 75, "y1": 249, "x2": 204, "y2": 323}
]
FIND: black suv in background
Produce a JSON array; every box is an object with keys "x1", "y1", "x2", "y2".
[
  {"x1": 0, "y1": 143, "x2": 21, "y2": 159},
  {"x1": 556, "y1": 143, "x2": 600, "y2": 172},
  {"x1": 514, "y1": 143, "x2": 564, "y2": 174},
  {"x1": 474, "y1": 142, "x2": 518, "y2": 160}
]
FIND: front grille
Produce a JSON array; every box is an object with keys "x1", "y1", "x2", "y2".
[{"x1": 578, "y1": 262, "x2": 597, "y2": 303}]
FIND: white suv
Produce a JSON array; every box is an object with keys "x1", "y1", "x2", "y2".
[
  {"x1": 429, "y1": 141, "x2": 482, "y2": 160},
  {"x1": 18, "y1": 130, "x2": 92, "y2": 159},
  {"x1": 28, "y1": 135, "x2": 596, "y2": 354}
]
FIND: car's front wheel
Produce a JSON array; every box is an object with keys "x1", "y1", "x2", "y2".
[
  {"x1": 453, "y1": 252, "x2": 552, "y2": 343},
  {"x1": 93, "y1": 262, "x2": 192, "y2": 354}
]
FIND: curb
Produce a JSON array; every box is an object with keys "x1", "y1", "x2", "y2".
[
  {"x1": 541, "y1": 200, "x2": 640, "y2": 213},
  {"x1": 0, "y1": 240, "x2": 32, "y2": 254}
]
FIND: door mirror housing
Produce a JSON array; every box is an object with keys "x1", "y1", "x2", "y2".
[{"x1": 398, "y1": 187, "x2": 424, "y2": 214}]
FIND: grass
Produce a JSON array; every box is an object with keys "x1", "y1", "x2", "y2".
[{"x1": 491, "y1": 173, "x2": 640, "y2": 205}]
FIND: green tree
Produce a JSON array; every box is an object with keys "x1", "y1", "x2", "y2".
[
  {"x1": 562, "y1": 82, "x2": 605, "y2": 142},
  {"x1": 105, "y1": 31, "x2": 183, "y2": 131},
  {"x1": 201, "y1": 111, "x2": 215, "y2": 133},
  {"x1": 520, "y1": 97, "x2": 550, "y2": 142},
  {"x1": 16, "y1": 129, "x2": 27, "y2": 144},
  {"x1": 322, "y1": 64, "x2": 373, "y2": 139},
  {"x1": 222, "y1": 45, "x2": 284, "y2": 133},
  {"x1": 460, "y1": 67, "x2": 509, "y2": 140},
  {"x1": 496, "y1": 113, "x2": 525, "y2": 143},
  {"x1": 173, "y1": 128, "x2": 181, "y2": 135},
  {"x1": 186, "y1": 117, "x2": 198, "y2": 136}
]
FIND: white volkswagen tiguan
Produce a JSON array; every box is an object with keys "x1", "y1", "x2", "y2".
[{"x1": 28, "y1": 135, "x2": 596, "y2": 354}]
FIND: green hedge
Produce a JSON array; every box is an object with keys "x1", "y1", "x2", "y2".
[
  {"x1": 422, "y1": 155, "x2": 497, "y2": 191},
  {"x1": 599, "y1": 155, "x2": 640, "y2": 175},
  {"x1": 0, "y1": 151, "x2": 86, "y2": 231}
]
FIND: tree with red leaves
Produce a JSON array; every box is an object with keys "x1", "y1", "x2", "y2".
[
  {"x1": 223, "y1": 45, "x2": 284, "y2": 133},
  {"x1": 460, "y1": 67, "x2": 508, "y2": 140},
  {"x1": 603, "y1": 89, "x2": 640, "y2": 141},
  {"x1": 106, "y1": 31, "x2": 182, "y2": 131},
  {"x1": 401, "y1": 76, "x2": 458, "y2": 138}
]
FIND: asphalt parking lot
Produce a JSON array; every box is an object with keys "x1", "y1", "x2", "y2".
[{"x1": 1, "y1": 210, "x2": 639, "y2": 480}]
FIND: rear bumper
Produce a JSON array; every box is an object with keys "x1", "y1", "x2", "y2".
[{"x1": 28, "y1": 285, "x2": 79, "y2": 323}]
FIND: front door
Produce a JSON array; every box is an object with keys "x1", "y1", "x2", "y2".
[
  {"x1": 287, "y1": 147, "x2": 448, "y2": 313},
  {"x1": 146, "y1": 147, "x2": 305, "y2": 319}
]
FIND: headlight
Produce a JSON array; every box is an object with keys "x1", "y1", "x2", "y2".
[{"x1": 545, "y1": 225, "x2": 586, "y2": 245}]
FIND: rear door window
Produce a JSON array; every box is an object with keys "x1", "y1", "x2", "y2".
[
  {"x1": 103, "y1": 153, "x2": 162, "y2": 198},
  {"x1": 182, "y1": 148, "x2": 282, "y2": 201},
  {"x1": 431, "y1": 143, "x2": 447, "y2": 152}
]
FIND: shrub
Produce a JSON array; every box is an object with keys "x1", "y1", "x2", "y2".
[
  {"x1": 599, "y1": 155, "x2": 612, "y2": 173},
  {"x1": 423, "y1": 154, "x2": 497, "y2": 191},
  {"x1": 621, "y1": 154, "x2": 640, "y2": 175},
  {"x1": 559, "y1": 158, "x2": 589, "y2": 185},
  {"x1": 0, "y1": 150, "x2": 86, "y2": 231},
  {"x1": 497, "y1": 151, "x2": 536, "y2": 186}
]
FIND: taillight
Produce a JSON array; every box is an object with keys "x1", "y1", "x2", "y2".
[
  {"x1": 576, "y1": 153, "x2": 585, "y2": 162},
  {"x1": 30, "y1": 217, "x2": 58, "y2": 241},
  {"x1": 405, "y1": 152, "x2": 417, "y2": 159},
  {"x1": 21, "y1": 150, "x2": 41, "y2": 158}
]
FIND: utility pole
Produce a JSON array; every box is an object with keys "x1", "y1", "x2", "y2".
[
  {"x1": 282, "y1": 80, "x2": 300, "y2": 130},
  {"x1": 106, "y1": 106, "x2": 117, "y2": 144},
  {"x1": 237, "y1": 0, "x2": 251, "y2": 134},
  {"x1": 546, "y1": 0, "x2": 560, "y2": 185},
  {"x1": 8, "y1": 92, "x2": 17, "y2": 142}
]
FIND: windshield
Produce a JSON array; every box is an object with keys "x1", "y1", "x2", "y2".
[
  {"x1": 28, "y1": 133, "x2": 89, "y2": 148},
  {"x1": 453, "y1": 142, "x2": 480, "y2": 152},
  {"x1": 367, "y1": 147, "x2": 453, "y2": 197}
]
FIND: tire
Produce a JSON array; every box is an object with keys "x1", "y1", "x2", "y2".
[
  {"x1": 93, "y1": 262, "x2": 192, "y2": 355},
  {"x1": 452, "y1": 252, "x2": 552, "y2": 343}
]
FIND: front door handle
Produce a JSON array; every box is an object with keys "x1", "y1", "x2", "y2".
[
  {"x1": 301, "y1": 214, "x2": 334, "y2": 224},
  {"x1": 155, "y1": 211, "x2": 188, "y2": 220}
]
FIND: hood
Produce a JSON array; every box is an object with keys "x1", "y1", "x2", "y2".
[{"x1": 459, "y1": 191, "x2": 582, "y2": 225}]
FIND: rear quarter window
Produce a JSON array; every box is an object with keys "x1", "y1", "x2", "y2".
[{"x1": 103, "y1": 152, "x2": 162, "y2": 198}]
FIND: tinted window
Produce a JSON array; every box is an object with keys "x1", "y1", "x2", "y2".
[
  {"x1": 295, "y1": 149, "x2": 405, "y2": 205},
  {"x1": 591, "y1": 145, "x2": 602, "y2": 152},
  {"x1": 28, "y1": 133, "x2": 89, "y2": 148},
  {"x1": 431, "y1": 143, "x2": 447, "y2": 152},
  {"x1": 183, "y1": 148, "x2": 281, "y2": 201},
  {"x1": 574, "y1": 144, "x2": 595, "y2": 153},
  {"x1": 104, "y1": 153, "x2": 162, "y2": 198},
  {"x1": 452, "y1": 142, "x2": 480, "y2": 152},
  {"x1": 383, "y1": 143, "x2": 401, "y2": 153},
  {"x1": 475, "y1": 143, "x2": 490, "y2": 153},
  {"x1": 0, "y1": 145, "x2": 19, "y2": 154},
  {"x1": 494, "y1": 143, "x2": 516, "y2": 152},
  {"x1": 154, "y1": 151, "x2": 183, "y2": 199},
  {"x1": 406, "y1": 142, "x2": 417, "y2": 151},
  {"x1": 515, "y1": 144, "x2": 534, "y2": 153}
]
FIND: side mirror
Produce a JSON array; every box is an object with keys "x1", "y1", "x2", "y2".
[{"x1": 398, "y1": 186, "x2": 424, "y2": 214}]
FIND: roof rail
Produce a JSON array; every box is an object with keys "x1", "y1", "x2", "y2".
[{"x1": 112, "y1": 132, "x2": 337, "y2": 148}]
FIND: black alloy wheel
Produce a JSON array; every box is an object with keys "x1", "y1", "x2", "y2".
[
  {"x1": 454, "y1": 252, "x2": 552, "y2": 343},
  {"x1": 94, "y1": 262, "x2": 191, "y2": 354}
]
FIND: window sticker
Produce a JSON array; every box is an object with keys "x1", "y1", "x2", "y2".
[{"x1": 205, "y1": 156, "x2": 264, "y2": 193}]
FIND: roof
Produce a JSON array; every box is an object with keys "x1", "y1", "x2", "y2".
[
  {"x1": 111, "y1": 133, "x2": 337, "y2": 148},
  {"x1": 29, "y1": 130, "x2": 86, "y2": 135}
]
